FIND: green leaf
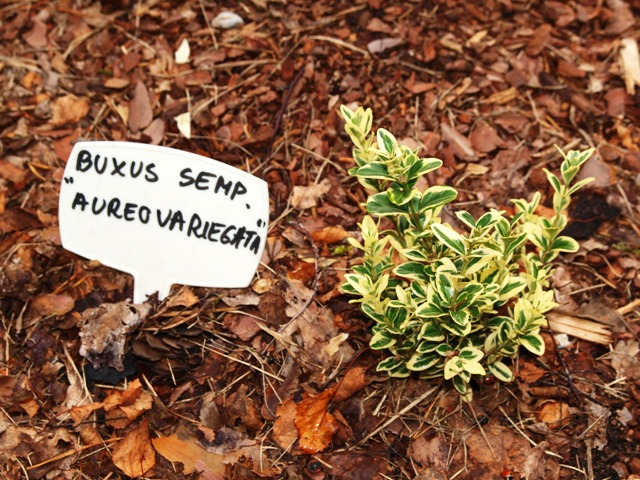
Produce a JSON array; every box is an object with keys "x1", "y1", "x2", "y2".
[
  {"x1": 377, "y1": 356, "x2": 403, "y2": 372},
  {"x1": 415, "y1": 301, "x2": 446, "y2": 318},
  {"x1": 550, "y1": 236, "x2": 579, "y2": 253},
  {"x1": 419, "y1": 323, "x2": 445, "y2": 342},
  {"x1": 419, "y1": 186, "x2": 458, "y2": 212},
  {"x1": 361, "y1": 303, "x2": 385, "y2": 323},
  {"x1": 444, "y1": 358, "x2": 463, "y2": 379},
  {"x1": 499, "y1": 277, "x2": 526, "y2": 302},
  {"x1": 503, "y1": 232, "x2": 528, "y2": 258},
  {"x1": 452, "y1": 375, "x2": 471, "y2": 396},
  {"x1": 416, "y1": 340, "x2": 440, "y2": 353},
  {"x1": 462, "y1": 360, "x2": 486, "y2": 376},
  {"x1": 488, "y1": 361, "x2": 513, "y2": 382},
  {"x1": 370, "y1": 330, "x2": 396, "y2": 350},
  {"x1": 459, "y1": 346, "x2": 483, "y2": 362},
  {"x1": 394, "y1": 262, "x2": 428, "y2": 280},
  {"x1": 388, "y1": 185, "x2": 416, "y2": 206},
  {"x1": 456, "y1": 211, "x2": 476, "y2": 229},
  {"x1": 356, "y1": 162, "x2": 394, "y2": 180},
  {"x1": 431, "y1": 223, "x2": 466, "y2": 255},
  {"x1": 569, "y1": 177, "x2": 595, "y2": 195},
  {"x1": 406, "y1": 353, "x2": 440, "y2": 371},
  {"x1": 408, "y1": 157, "x2": 443, "y2": 180},
  {"x1": 543, "y1": 168, "x2": 562, "y2": 194},
  {"x1": 377, "y1": 128, "x2": 397, "y2": 156},
  {"x1": 450, "y1": 309, "x2": 470, "y2": 327},
  {"x1": 520, "y1": 334, "x2": 545, "y2": 356},
  {"x1": 441, "y1": 319, "x2": 471, "y2": 336},
  {"x1": 367, "y1": 192, "x2": 409, "y2": 216}
]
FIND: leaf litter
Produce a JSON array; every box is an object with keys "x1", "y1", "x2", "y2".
[{"x1": 0, "y1": 0, "x2": 639, "y2": 479}]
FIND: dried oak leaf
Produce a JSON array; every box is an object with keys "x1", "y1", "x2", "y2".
[
  {"x1": 152, "y1": 430, "x2": 225, "y2": 477},
  {"x1": 28, "y1": 293, "x2": 75, "y2": 320},
  {"x1": 112, "y1": 419, "x2": 156, "y2": 478},
  {"x1": 128, "y1": 81, "x2": 153, "y2": 132},
  {"x1": 290, "y1": 178, "x2": 331, "y2": 210},
  {"x1": 294, "y1": 388, "x2": 338, "y2": 454},
  {"x1": 441, "y1": 123, "x2": 477, "y2": 161}
]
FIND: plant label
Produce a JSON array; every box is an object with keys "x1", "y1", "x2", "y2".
[{"x1": 59, "y1": 141, "x2": 269, "y2": 303}]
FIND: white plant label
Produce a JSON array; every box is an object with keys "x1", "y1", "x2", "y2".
[{"x1": 59, "y1": 141, "x2": 269, "y2": 303}]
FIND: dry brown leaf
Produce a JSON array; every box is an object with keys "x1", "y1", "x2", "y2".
[
  {"x1": 605, "y1": 0, "x2": 635, "y2": 34},
  {"x1": 128, "y1": 81, "x2": 153, "y2": 132},
  {"x1": 112, "y1": 420, "x2": 156, "y2": 478},
  {"x1": 28, "y1": 293, "x2": 75, "y2": 318},
  {"x1": 441, "y1": 123, "x2": 477, "y2": 161},
  {"x1": 290, "y1": 178, "x2": 331, "y2": 209},
  {"x1": 469, "y1": 121, "x2": 504, "y2": 153},
  {"x1": 50, "y1": 95, "x2": 90, "y2": 126},
  {"x1": 294, "y1": 388, "x2": 338, "y2": 454},
  {"x1": 333, "y1": 366, "x2": 371, "y2": 402},
  {"x1": 106, "y1": 390, "x2": 153, "y2": 429},
  {"x1": 152, "y1": 431, "x2": 225, "y2": 477},
  {"x1": 24, "y1": 17, "x2": 48, "y2": 48},
  {"x1": 310, "y1": 225, "x2": 350, "y2": 245},
  {"x1": 367, "y1": 38, "x2": 403, "y2": 54},
  {"x1": 272, "y1": 399, "x2": 299, "y2": 450},
  {"x1": 537, "y1": 401, "x2": 571, "y2": 429},
  {"x1": 223, "y1": 314, "x2": 261, "y2": 341}
]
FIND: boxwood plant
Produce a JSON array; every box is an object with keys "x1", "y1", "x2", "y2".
[{"x1": 340, "y1": 105, "x2": 593, "y2": 401}]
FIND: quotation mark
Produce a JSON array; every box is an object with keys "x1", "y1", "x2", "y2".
[
  {"x1": 63, "y1": 177, "x2": 74, "y2": 184},
  {"x1": 257, "y1": 219, "x2": 265, "y2": 227}
]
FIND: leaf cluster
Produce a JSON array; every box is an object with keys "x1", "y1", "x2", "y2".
[{"x1": 340, "y1": 105, "x2": 593, "y2": 401}]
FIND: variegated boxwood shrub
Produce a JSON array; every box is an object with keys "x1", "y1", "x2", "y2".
[{"x1": 340, "y1": 105, "x2": 593, "y2": 401}]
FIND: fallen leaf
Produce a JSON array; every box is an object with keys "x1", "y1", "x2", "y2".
[
  {"x1": 175, "y1": 38, "x2": 190, "y2": 64},
  {"x1": 25, "y1": 17, "x2": 48, "y2": 48},
  {"x1": 112, "y1": 420, "x2": 156, "y2": 478},
  {"x1": 273, "y1": 399, "x2": 299, "y2": 450},
  {"x1": 470, "y1": 121, "x2": 504, "y2": 153},
  {"x1": 290, "y1": 178, "x2": 331, "y2": 209},
  {"x1": 608, "y1": 340, "x2": 640, "y2": 381},
  {"x1": 294, "y1": 388, "x2": 338, "y2": 454},
  {"x1": 211, "y1": 11, "x2": 244, "y2": 29},
  {"x1": 28, "y1": 293, "x2": 75, "y2": 319},
  {"x1": 605, "y1": 0, "x2": 635, "y2": 34},
  {"x1": 441, "y1": 123, "x2": 477, "y2": 161},
  {"x1": 537, "y1": 401, "x2": 571, "y2": 429},
  {"x1": 223, "y1": 314, "x2": 261, "y2": 341},
  {"x1": 316, "y1": 451, "x2": 392, "y2": 480},
  {"x1": 367, "y1": 38, "x2": 403, "y2": 54},
  {"x1": 310, "y1": 225, "x2": 350, "y2": 245},
  {"x1": 128, "y1": 81, "x2": 153, "y2": 132},
  {"x1": 50, "y1": 95, "x2": 90, "y2": 126},
  {"x1": 152, "y1": 431, "x2": 225, "y2": 476},
  {"x1": 620, "y1": 38, "x2": 640, "y2": 95},
  {"x1": 174, "y1": 111, "x2": 191, "y2": 138},
  {"x1": 104, "y1": 78, "x2": 130, "y2": 89},
  {"x1": 333, "y1": 366, "x2": 371, "y2": 402}
]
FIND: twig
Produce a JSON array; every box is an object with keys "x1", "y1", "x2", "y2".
[
  {"x1": 357, "y1": 386, "x2": 438, "y2": 446},
  {"x1": 309, "y1": 35, "x2": 371, "y2": 57},
  {"x1": 264, "y1": 68, "x2": 305, "y2": 162},
  {"x1": 26, "y1": 437, "x2": 121, "y2": 470}
]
